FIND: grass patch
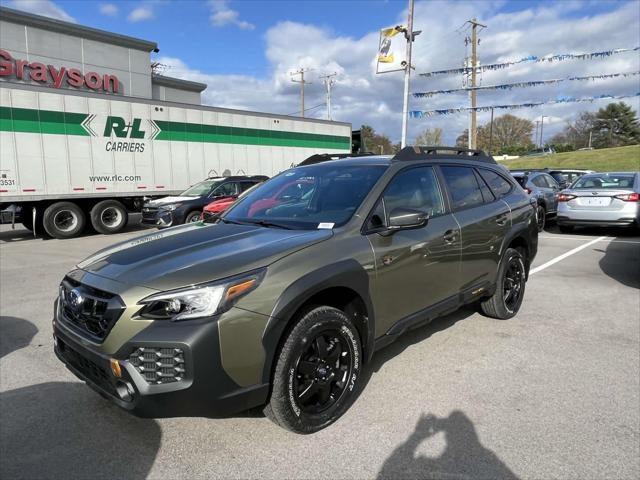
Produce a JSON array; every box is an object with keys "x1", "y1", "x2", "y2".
[{"x1": 498, "y1": 145, "x2": 640, "y2": 171}]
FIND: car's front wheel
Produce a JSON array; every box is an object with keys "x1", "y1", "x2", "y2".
[
  {"x1": 536, "y1": 205, "x2": 546, "y2": 232},
  {"x1": 265, "y1": 306, "x2": 362, "y2": 433},
  {"x1": 480, "y1": 247, "x2": 526, "y2": 319}
]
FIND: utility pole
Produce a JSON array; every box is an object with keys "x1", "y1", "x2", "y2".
[
  {"x1": 488, "y1": 107, "x2": 494, "y2": 155},
  {"x1": 535, "y1": 121, "x2": 540, "y2": 147},
  {"x1": 290, "y1": 68, "x2": 311, "y2": 117},
  {"x1": 320, "y1": 72, "x2": 337, "y2": 121},
  {"x1": 400, "y1": 0, "x2": 416, "y2": 148},
  {"x1": 466, "y1": 18, "x2": 486, "y2": 149},
  {"x1": 540, "y1": 115, "x2": 547, "y2": 148}
]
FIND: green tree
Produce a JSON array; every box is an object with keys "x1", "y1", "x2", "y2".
[
  {"x1": 456, "y1": 114, "x2": 534, "y2": 154},
  {"x1": 360, "y1": 124, "x2": 396, "y2": 154},
  {"x1": 415, "y1": 127, "x2": 443, "y2": 146},
  {"x1": 592, "y1": 102, "x2": 640, "y2": 148}
]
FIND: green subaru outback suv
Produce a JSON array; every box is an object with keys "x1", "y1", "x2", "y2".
[{"x1": 54, "y1": 147, "x2": 537, "y2": 433}]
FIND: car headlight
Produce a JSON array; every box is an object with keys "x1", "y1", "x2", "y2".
[
  {"x1": 161, "y1": 204, "x2": 178, "y2": 212},
  {"x1": 137, "y1": 269, "x2": 265, "y2": 321}
]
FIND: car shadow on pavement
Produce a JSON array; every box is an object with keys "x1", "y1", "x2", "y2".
[
  {"x1": 377, "y1": 411, "x2": 519, "y2": 480},
  {"x1": 0, "y1": 382, "x2": 161, "y2": 480},
  {"x1": 0, "y1": 316, "x2": 38, "y2": 359},
  {"x1": 597, "y1": 237, "x2": 640, "y2": 289}
]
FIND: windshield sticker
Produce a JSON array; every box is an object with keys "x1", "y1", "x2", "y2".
[{"x1": 318, "y1": 222, "x2": 335, "y2": 229}]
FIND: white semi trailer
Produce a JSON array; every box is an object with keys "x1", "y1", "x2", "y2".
[{"x1": 0, "y1": 83, "x2": 352, "y2": 238}]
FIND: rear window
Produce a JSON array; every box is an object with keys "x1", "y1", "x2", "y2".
[
  {"x1": 440, "y1": 166, "x2": 484, "y2": 210},
  {"x1": 478, "y1": 169, "x2": 513, "y2": 197},
  {"x1": 573, "y1": 174, "x2": 636, "y2": 189}
]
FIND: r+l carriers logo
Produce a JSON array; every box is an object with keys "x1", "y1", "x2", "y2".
[{"x1": 81, "y1": 115, "x2": 160, "y2": 153}]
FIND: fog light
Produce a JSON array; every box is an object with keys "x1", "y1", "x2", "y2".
[
  {"x1": 115, "y1": 381, "x2": 134, "y2": 402},
  {"x1": 110, "y1": 358, "x2": 122, "y2": 378}
]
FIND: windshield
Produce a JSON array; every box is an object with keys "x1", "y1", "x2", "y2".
[
  {"x1": 223, "y1": 164, "x2": 386, "y2": 229},
  {"x1": 180, "y1": 180, "x2": 220, "y2": 197},
  {"x1": 572, "y1": 174, "x2": 636, "y2": 190}
]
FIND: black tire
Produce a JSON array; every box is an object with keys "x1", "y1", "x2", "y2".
[
  {"x1": 480, "y1": 248, "x2": 526, "y2": 320},
  {"x1": 185, "y1": 211, "x2": 202, "y2": 224},
  {"x1": 265, "y1": 306, "x2": 362, "y2": 434},
  {"x1": 42, "y1": 202, "x2": 86, "y2": 239},
  {"x1": 536, "y1": 204, "x2": 546, "y2": 232},
  {"x1": 90, "y1": 200, "x2": 128, "y2": 234},
  {"x1": 558, "y1": 225, "x2": 574, "y2": 234}
]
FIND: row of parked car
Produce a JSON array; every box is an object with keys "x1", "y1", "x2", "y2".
[
  {"x1": 141, "y1": 166, "x2": 640, "y2": 235},
  {"x1": 507, "y1": 168, "x2": 639, "y2": 232}
]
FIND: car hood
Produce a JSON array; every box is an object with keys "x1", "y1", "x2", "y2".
[
  {"x1": 77, "y1": 223, "x2": 332, "y2": 291},
  {"x1": 145, "y1": 196, "x2": 198, "y2": 207}
]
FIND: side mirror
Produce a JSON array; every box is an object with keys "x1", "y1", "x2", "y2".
[{"x1": 383, "y1": 208, "x2": 428, "y2": 234}]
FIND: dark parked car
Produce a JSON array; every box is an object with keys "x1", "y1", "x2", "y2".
[
  {"x1": 53, "y1": 147, "x2": 537, "y2": 434},
  {"x1": 141, "y1": 175, "x2": 268, "y2": 228},
  {"x1": 511, "y1": 171, "x2": 561, "y2": 231}
]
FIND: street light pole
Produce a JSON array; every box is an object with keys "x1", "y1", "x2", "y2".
[
  {"x1": 488, "y1": 107, "x2": 494, "y2": 155},
  {"x1": 540, "y1": 115, "x2": 547, "y2": 148},
  {"x1": 400, "y1": 0, "x2": 415, "y2": 148}
]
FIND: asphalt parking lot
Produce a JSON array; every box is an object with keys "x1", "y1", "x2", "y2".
[{"x1": 1, "y1": 220, "x2": 639, "y2": 480}]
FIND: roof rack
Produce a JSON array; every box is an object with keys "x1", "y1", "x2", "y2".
[
  {"x1": 392, "y1": 146, "x2": 496, "y2": 164},
  {"x1": 297, "y1": 152, "x2": 376, "y2": 166}
]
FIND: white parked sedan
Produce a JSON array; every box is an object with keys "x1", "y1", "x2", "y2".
[{"x1": 557, "y1": 172, "x2": 639, "y2": 233}]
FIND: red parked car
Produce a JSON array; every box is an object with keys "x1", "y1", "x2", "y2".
[{"x1": 201, "y1": 182, "x2": 264, "y2": 222}]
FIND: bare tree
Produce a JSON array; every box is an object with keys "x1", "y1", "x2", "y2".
[{"x1": 415, "y1": 127, "x2": 443, "y2": 146}]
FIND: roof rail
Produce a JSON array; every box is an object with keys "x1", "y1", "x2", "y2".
[
  {"x1": 392, "y1": 146, "x2": 496, "y2": 164},
  {"x1": 297, "y1": 152, "x2": 376, "y2": 166}
]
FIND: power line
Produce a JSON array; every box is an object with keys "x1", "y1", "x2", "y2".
[
  {"x1": 419, "y1": 47, "x2": 640, "y2": 77},
  {"x1": 413, "y1": 71, "x2": 640, "y2": 97},
  {"x1": 285, "y1": 103, "x2": 325, "y2": 117}
]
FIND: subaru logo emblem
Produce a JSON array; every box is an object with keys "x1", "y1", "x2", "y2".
[{"x1": 68, "y1": 288, "x2": 84, "y2": 312}]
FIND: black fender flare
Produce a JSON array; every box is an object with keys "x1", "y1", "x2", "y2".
[
  {"x1": 260, "y1": 259, "x2": 375, "y2": 384},
  {"x1": 499, "y1": 222, "x2": 535, "y2": 279}
]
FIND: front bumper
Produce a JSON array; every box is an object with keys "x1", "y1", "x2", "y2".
[
  {"x1": 53, "y1": 306, "x2": 269, "y2": 418},
  {"x1": 140, "y1": 208, "x2": 176, "y2": 228}
]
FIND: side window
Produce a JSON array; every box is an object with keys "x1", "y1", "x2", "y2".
[
  {"x1": 368, "y1": 166, "x2": 444, "y2": 229},
  {"x1": 532, "y1": 176, "x2": 547, "y2": 188},
  {"x1": 478, "y1": 169, "x2": 513, "y2": 198},
  {"x1": 543, "y1": 174, "x2": 558, "y2": 188},
  {"x1": 474, "y1": 170, "x2": 495, "y2": 203},
  {"x1": 239, "y1": 181, "x2": 257, "y2": 193},
  {"x1": 440, "y1": 166, "x2": 484, "y2": 211},
  {"x1": 212, "y1": 182, "x2": 238, "y2": 197}
]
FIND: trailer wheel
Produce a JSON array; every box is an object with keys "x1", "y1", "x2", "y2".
[
  {"x1": 43, "y1": 202, "x2": 86, "y2": 239},
  {"x1": 90, "y1": 200, "x2": 128, "y2": 234}
]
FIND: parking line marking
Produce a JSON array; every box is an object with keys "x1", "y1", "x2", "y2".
[
  {"x1": 539, "y1": 235, "x2": 640, "y2": 245},
  {"x1": 530, "y1": 236, "x2": 608, "y2": 275}
]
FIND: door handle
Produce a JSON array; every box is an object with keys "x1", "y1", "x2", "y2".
[
  {"x1": 443, "y1": 229, "x2": 458, "y2": 244},
  {"x1": 496, "y1": 213, "x2": 508, "y2": 226}
]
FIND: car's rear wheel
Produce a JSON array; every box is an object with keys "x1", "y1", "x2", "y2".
[
  {"x1": 480, "y1": 247, "x2": 526, "y2": 319},
  {"x1": 536, "y1": 205, "x2": 546, "y2": 232},
  {"x1": 265, "y1": 306, "x2": 362, "y2": 433}
]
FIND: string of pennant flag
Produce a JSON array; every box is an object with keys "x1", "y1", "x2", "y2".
[
  {"x1": 413, "y1": 72, "x2": 640, "y2": 98},
  {"x1": 418, "y1": 47, "x2": 640, "y2": 77},
  {"x1": 409, "y1": 93, "x2": 640, "y2": 117}
]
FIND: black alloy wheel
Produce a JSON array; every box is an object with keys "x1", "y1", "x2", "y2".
[
  {"x1": 503, "y1": 255, "x2": 525, "y2": 313},
  {"x1": 293, "y1": 329, "x2": 354, "y2": 415}
]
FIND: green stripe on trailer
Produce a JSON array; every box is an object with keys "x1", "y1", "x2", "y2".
[
  {"x1": 0, "y1": 106, "x2": 90, "y2": 136},
  {"x1": 0, "y1": 106, "x2": 351, "y2": 149}
]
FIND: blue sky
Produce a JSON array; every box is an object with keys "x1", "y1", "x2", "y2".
[{"x1": 5, "y1": 0, "x2": 640, "y2": 144}]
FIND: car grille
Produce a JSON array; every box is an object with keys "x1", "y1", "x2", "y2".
[
  {"x1": 141, "y1": 206, "x2": 159, "y2": 221},
  {"x1": 58, "y1": 277, "x2": 125, "y2": 343},
  {"x1": 128, "y1": 347, "x2": 186, "y2": 384}
]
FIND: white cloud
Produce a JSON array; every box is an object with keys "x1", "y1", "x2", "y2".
[
  {"x1": 161, "y1": 1, "x2": 640, "y2": 145},
  {"x1": 99, "y1": 3, "x2": 118, "y2": 17},
  {"x1": 208, "y1": 0, "x2": 255, "y2": 30},
  {"x1": 6, "y1": 0, "x2": 75, "y2": 22},
  {"x1": 128, "y1": 6, "x2": 154, "y2": 23}
]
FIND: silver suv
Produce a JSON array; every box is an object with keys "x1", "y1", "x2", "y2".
[{"x1": 511, "y1": 171, "x2": 560, "y2": 231}]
